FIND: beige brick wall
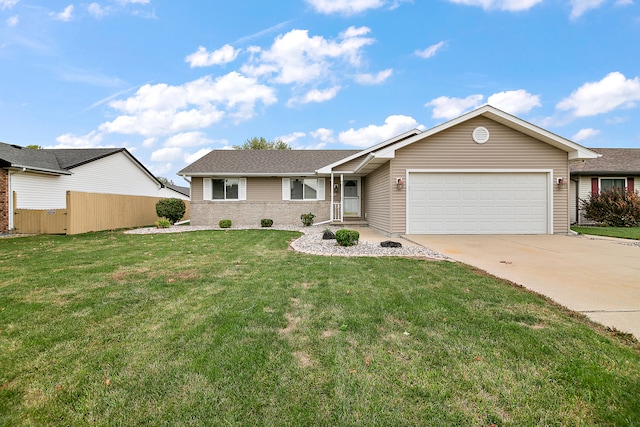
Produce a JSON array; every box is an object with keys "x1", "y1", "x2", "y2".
[
  {"x1": 191, "y1": 201, "x2": 332, "y2": 227},
  {"x1": 0, "y1": 170, "x2": 8, "y2": 233}
]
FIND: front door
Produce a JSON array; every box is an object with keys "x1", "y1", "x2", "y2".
[{"x1": 343, "y1": 178, "x2": 360, "y2": 217}]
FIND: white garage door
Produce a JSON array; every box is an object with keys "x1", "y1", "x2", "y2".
[{"x1": 408, "y1": 172, "x2": 549, "y2": 234}]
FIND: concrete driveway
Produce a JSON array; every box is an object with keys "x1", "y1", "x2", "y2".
[{"x1": 404, "y1": 234, "x2": 640, "y2": 340}]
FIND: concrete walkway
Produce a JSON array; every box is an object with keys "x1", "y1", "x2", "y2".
[{"x1": 401, "y1": 234, "x2": 640, "y2": 340}]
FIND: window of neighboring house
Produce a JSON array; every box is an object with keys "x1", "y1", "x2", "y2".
[
  {"x1": 600, "y1": 178, "x2": 626, "y2": 192},
  {"x1": 282, "y1": 178, "x2": 325, "y2": 201},
  {"x1": 203, "y1": 178, "x2": 246, "y2": 201}
]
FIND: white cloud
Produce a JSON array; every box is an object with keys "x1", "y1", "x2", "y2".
[
  {"x1": 6, "y1": 15, "x2": 18, "y2": 26},
  {"x1": 354, "y1": 69, "x2": 393, "y2": 85},
  {"x1": 142, "y1": 137, "x2": 157, "y2": 148},
  {"x1": 164, "y1": 131, "x2": 214, "y2": 148},
  {"x1": 0, "y1": 0, "x2": 19, "y2": 10},
  {"x1": 306, "y1": 0, "x2": 385, "y2": 15},
  {"x1": 99, "y1": 72, "x2": 277, "y2": 136},
  {"x1": 185, "y1": 44, "x2": 241, "y2": 68},
  {"x1": 487, "y1": 89, "x2": 541, "y2": 114},
  {"x1": 152, "y1": 147, "x2": 183, "y2": 162},
  {"x1": 569, "y1": 0, "x2": 606, "y2": 19},
  {"x1": 339, "y1": 115, "x2": 423, "y2": 147},
  {"x1": 425, "y1": 94, "x2": 484, "y2": 119},
  {"x1": 277, "y1": 132, "x2": 306, "y2": 145},
  {"x1": 88, "y1": 3, "x2": 107, "y2": 18},
  {"x1": 241, "y1": 27, "x2": 375, "y2": 85},
  {"x1": 184, "y1": 148, "x2": 213, "y2": 164},
  {"x1": 51, "y1": 5, "x2": 74, "y2": 22},
  {"x1": 447, "y1": 0, "x2": 543, "y2": 11},
  {"x1": 54, "y1": 131, "x2": 105, "y2": 148},
  {"x1": 615, "y1": 0, "x2": 633, "y2": 5},
  {"x1": 415, "y1": 41, "x2": 446, "y2": 59},
  {"x1": 118, "y1": 0, "x2": 150, "y2": 4},
  {"x1": 311, "y1": 128, "x2": 335, "y2": 143},
  {"x1": 289, "y1": 86, "x2": 341, "y2": 106},
  {"x1": 572, "y1": 128, "x2": 601, "y2": 142},
  {"x1": 556, "y1": 72, "x2": 640, "y2": 117}
]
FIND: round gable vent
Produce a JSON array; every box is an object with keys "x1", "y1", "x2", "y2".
[{"x1": 472, "y1": 126, "x2": 490, "y2": 144}]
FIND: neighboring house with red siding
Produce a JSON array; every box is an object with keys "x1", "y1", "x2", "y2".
[
  {"x1": 570, "y1": 148, "x2": 640, "y2": 224},
  {"x1": 179, "y1": 105, "x2": 599, "y2": 236}
]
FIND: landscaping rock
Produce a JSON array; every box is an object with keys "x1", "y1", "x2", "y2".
[
  {"x1": 381, "y1": 240, "x2": 402, "y2": 248},
  {"x1": 322, "y1": 231, "x2": 336, "y2": 240}
]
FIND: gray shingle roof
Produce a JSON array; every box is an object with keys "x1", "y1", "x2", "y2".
[
  {"x1": 165, "y1": 184, "x2": 190, "y2": 197},
  {"x1": 46, "y1": 148, "x2": 123, "y2": 169},
  {"x1": 570, "y1": 148, "x2": 640, "y2": 175},
  {"x1": 178, "y1": 149, "x2": 361, "y2": 175},
  {"x1": 0, "y1": 142, "x2": 68, "y2": 174}
]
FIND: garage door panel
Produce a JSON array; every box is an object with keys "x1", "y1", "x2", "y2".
[{"x1": 408, "y1": 172, "x2": 548, "y2": 234}]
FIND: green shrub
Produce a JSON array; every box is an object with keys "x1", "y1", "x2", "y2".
[
  {"x1": 300, "y1": 212, "x2": 315, "y2": 227},
  {"x1": 155, "y1": 218, "x2": 171, "y2": 228},
  {"x1": 155, "y1": 198, "x2": 186, "y2": 224},
  {"x1": 335, "y1": 229, "x2": 359, "y2": 246},
  {"x1": 580, "y1": 188, "x2": 640, "y2": 227},
  {"x1": 261, "y1": 219, "x2": 273, "y2": 228},
  {"x1": 219, "y1": 219, "x2": 232, "y2": 228}
]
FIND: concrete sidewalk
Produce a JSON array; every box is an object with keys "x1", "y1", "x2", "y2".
[{"x1": 402, "y1": 234, "x2": 640, "y2": 340}]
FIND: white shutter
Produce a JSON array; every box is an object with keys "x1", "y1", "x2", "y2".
[
  {"x1": 282, "y1": 178, "x2": 290, "y2": 200},
  {"x1": 238, "y1": 178, "x2": 247, "y2": 200},
  {"x1": 317, "y1": 178, "x2": 325, "y2": 200},
  {"x1": 203, "y1": 178, "x2": 212, "y2": 201}
]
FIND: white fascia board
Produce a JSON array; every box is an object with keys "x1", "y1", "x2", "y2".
[
  {"x1": 376, "y1": 105, "x2": 601, "y2": 161},
  {"x1": 316, "y1": 129, "x2": 421, "y2": 174}
]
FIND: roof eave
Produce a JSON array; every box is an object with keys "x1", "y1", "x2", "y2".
[{"x1": 7, "y1": 165, "x2": 71, "y2": 175}]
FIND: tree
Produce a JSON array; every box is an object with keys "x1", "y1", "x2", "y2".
[
  {"x1": 26, "y1": 145, "x2": 43, "y2": 150},
  {"x1": 233, "y1": 137, "x2": 292, "y2": 150},
  {"x1": 157, "y1": 176, "x2": 175, "y2": 186},
  {"x1": 155, "y1": 198, "x2": 186, "y2": 224}
]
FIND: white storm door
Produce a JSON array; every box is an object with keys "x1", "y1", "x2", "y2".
[{"x1": 343, "y1": 178, "x2": 361, "y2": 217}]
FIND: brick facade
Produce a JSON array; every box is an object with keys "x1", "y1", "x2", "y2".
[
  {"x1": 191, "y1": 200, "x2": 331, "y2": 227},
  {"x1": 0, "y1": 169, "x2": 9, "y2": 233}
]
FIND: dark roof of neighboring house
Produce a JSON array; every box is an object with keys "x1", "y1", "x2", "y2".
[
  {"x1": 0, "y1": 142, "x2": 160, "y2": 184},
  {"x1": 45, "y1": 148, "x2": 123, "y2": 169},
  {"x1": 570, "y1": 148, "x2": 640, "y2": 176},
  {"x1": 178, "y1": 149, "x2": 361, "y2": 175},
  {"x1": 0, "y1": 142, "x2": 69, "y2": 174},
  {"x1": 165, "y1": 183, "x2": 190, "y2": 197}
]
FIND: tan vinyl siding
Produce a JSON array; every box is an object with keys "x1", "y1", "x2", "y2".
[
  {"x1": 246, "y1": 177, "x2": 283, "y2": 201},
  {"x1": 390, "y1": 116, "x2": 570, "y2": 234},
  {"x1": 364, "y1": 161, "x2": 391, "y2": 233},
  {"x1": 191, "y1": 177, "x2": 204, "y2": 202},
  {"x1": 333, "y1": 154, "x2": 369, "y2": 173}
]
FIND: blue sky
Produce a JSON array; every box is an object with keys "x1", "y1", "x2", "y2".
[{"x1": 1, "y1": 0, "x2": 639, "y2": 184}]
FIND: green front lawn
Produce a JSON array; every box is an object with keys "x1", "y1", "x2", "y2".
[
  {"x1": 572, "y1": 226, "x2": 640, "y2": 240},
  {"x1": 1, "y1": 230, "x2": 639, "y2": 426}
]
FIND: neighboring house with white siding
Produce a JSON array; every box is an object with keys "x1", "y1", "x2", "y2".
[
  {"x1": 0, "y1": 143, "x2": 188, "y2": 233},
  {"x1": 179, "y1": 105, "x2": 599, "y2": 236},
  {"x1": 570, "y1": 148, "x2": 640, "y2": 225}
]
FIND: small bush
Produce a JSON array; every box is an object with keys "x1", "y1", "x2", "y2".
[
  {"x1": 300, "y1": 212, "x2": 315, "y2": 227},
  {"x1": 580, "y1": 188, "x2": 640, "y2": 227},
  {"x1": 155, "y1": 198, "x2": 186, "y2": 224},
  {"x1": 261, "y1": 219, "x2": 273, "y2": 228},
  {"x1": 219, "y1": 219, "x2": 232, "y2": 228},
  {"x1": 335, "y1": 229, "x2": 359, "y2": 246},
  {"x1": 155, "y1": 218, "x2": 171, "y2": 228}
]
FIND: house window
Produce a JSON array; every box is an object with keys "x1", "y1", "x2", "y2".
[
  {"x1": 291, "y1": 178, "x2": 318, "y2": 200},
  {"x1": 282, "y1": 178, "x2": 325, "y2": 201},
  {"x1": 600, "y1": 178, "x2": 626, "y2": 192},
  {"x1": 203, "y1": 178, "x2": 246, "y2": 201}
]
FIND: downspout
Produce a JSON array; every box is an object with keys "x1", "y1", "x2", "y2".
[{"x1": 571, "y1": 177, "x2": 580, "y2": 226}]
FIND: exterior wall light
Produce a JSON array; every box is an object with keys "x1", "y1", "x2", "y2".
[
  {"x1": 396, "y1": 177, "x2": 404, "y2": 190},
  {"x1": 557, "y1": 177, "x2": 567, "y2": 188}
]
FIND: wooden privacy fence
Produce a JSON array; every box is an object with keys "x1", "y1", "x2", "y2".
[{"x1": 13, "y1": 191, "x2": 190, "y2": 235}]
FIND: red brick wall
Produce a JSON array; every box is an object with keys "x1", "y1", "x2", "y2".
[{"x1": 0, "y1": 169, "x2": 8, "y2": 233}]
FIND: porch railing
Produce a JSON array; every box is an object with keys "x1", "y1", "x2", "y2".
[{"x1": 332, "y1": 202, "x2": 342, "y2": 222}]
